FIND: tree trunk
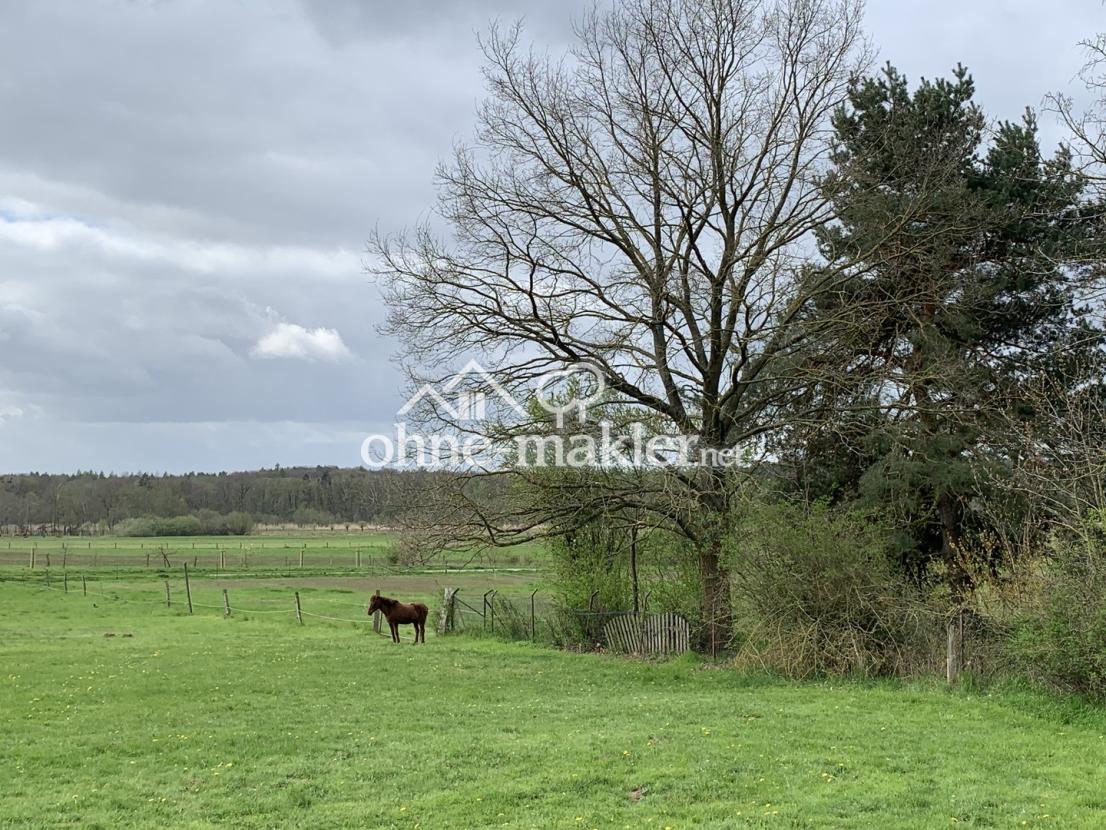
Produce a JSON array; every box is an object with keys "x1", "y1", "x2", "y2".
[
  {"x1": 699, "y1": 541, "x2": 731, "y2": 658},
  {"x1": 938, "y1": 491, "x2": 970, "y2": 684},
  {"x1": 630, "y1": 525, "x2": 640, "y2": 615}
]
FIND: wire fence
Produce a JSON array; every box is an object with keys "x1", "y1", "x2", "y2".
[
  {"x1": 3, "y1": 570, "x2": 692, "y2": 657},
  {"x1": 0, "y1": 569, "x2": 406, "y2": 638},
  {"x1": 1, "y1": 547, "x2": 427, "y2": 575},
  {"x1": 0, "y1": 539, "x2": 543, "y2": 575},
  {"x1": 438, "y1": 588, "x2": 692, "y2": 656}
]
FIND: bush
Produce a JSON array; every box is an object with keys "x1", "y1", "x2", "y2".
[
  {"x1": 221, "y1": 511, "x2": 255, "y2": 536},
  {"x1": 114, "y1": 512, "x2": 253, "y2": 537},
  {"x1": 1007, "y1": 525, "x2": 1106, "y2": 698},
  {"x1": 551, "y1": 530, "x2": 633, "y2": 613},
  {"x1": 114, "y1": 517, "x2": 157, "y2": 537},
  {"x1": 157, "y1": 515, "x2": 204, "y2": 536},
  {"x1": 727, "y1": 500, "x2": 942, "y2": 678}
]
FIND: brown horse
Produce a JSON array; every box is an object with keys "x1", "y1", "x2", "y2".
[{"x1": 367, "y1": 591, "x2": 428, "y2": 644}]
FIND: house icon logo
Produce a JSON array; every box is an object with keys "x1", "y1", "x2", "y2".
[
  {"x1": 397, "y1": 359, "x2": 528, "y2": 422},
  {"x1": 396, "y1": 359, "x2": 606, "y2": 426}
]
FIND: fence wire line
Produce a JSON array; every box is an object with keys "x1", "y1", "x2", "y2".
[
  {"x1": 0, "y1": 576, "x2": 382, "y2": 621},
  {"x1": 24, "y1": 578, "x2": 293, "y2": 615},
  {"x1": 299, "y1": 609, "x2": 372, "y2": 625},
  {"x1": 7, "y1": 571, "x2": 395, "y2": 616}
]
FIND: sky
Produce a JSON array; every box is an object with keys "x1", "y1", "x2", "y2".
[{"x1": 0, "y1": 0, "x2": 1100, "y2": 474}]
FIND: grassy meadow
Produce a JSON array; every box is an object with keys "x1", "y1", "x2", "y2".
[
  {"x1": 0, "y1": 531, "x2": 549, "y2": 573},
  {"x1": 3, "y1": 552, "x2": 1106, "y2": 828}
]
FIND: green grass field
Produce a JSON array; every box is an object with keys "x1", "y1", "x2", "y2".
[
  {"x1": 0, "y1": 532, "x2": 549, "y2": 572},
  {"x1": 4, "y1": 571, "x2": 1106, "y2": 828}
]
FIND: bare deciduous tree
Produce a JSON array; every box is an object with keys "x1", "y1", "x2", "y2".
[
  {"x1": 1050, "y1": 31, "x2": 1106, "y2": 191},
  {"x1": 372, "y1": 0, "x2": 880, "y2": 651}
]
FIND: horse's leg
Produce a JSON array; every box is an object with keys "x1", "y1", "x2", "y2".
[{"x1": 390, "y1": 621, "x2": 399, "y2": 643}]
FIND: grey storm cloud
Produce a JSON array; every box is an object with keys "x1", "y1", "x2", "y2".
[{"x1": 0, "y1": 0, "x2": 1099, "y2": 472}]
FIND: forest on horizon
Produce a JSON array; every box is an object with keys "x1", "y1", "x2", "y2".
[{"x1": 0, "y1": 467, "x2": 447, "y2": 534}]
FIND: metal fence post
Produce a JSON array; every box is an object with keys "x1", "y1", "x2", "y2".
[{"x1": 183, "y1": 562, "x2": 193, "y2": 614}]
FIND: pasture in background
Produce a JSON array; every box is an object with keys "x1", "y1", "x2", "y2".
[{"x1": 0, "y1": 531, "x2": 549, "y2": 572}]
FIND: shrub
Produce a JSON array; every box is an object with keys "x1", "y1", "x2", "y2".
[
  {"x1": 156, "y1": 515, "x2": 204, "y2": 536},
  {"x1": 727, "y1": 500, "x2": 942, "y2": 678},
  {"x1": 114, "y1": 517, "x2": 157, "y2": 537},
  {"x1": 549, "y1": 526, "x2": 634, "y2": 613},
  {"x1": 1007, "y1": 524, "x2": 1106, "y2": 698},
  {"x1": 221, "y1": 511, "x2": 255, "y2": 536},
  {"x1": 114, "y1": 512, "x2": 253, "y2": 537}
]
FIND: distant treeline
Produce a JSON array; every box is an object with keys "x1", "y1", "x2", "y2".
[{"x1": 0, "y1": 467, "x2": 462, "y2": 536}]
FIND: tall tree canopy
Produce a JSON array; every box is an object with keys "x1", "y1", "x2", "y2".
[
  {"x1": 793, "y1": 65, "x2": 1102, "y2": 591},
  {"x1": 373, "y1": 0, "x2": 878, "y2": 650}
]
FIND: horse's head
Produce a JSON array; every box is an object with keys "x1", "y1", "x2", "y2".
[{"x1": 367, "y1": 590, "x2": 387, "y2": 616}]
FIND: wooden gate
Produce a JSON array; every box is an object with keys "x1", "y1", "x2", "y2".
[{"x1": 603, "y1": 612, "x2": 690, "y2": 657}]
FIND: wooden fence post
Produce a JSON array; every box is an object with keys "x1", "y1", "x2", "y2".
[
  {"x1": 63, "y1": 572, "x2": 68, "y2": 593},
  {"x1": 164, "y1": 579, "x2": 171, "y2": 608},
  {"x1": 947, "y1": 608, "x2": 965, "y2": 685},
  {"x1": 373, "y1": 610, "x2": 382, "y2": 634},
  {"x1": 294, "y1": 591, "x2": 303, "y2": 625},
  {"x1": 438, "y1": 588, "x2": 458, "y2": 634},
  {"x1": 223, "y1": 589, "x2": 231, "y2": 617},
  {"x1": 530, "y1": 589, "x2": 538, "y2": 642},
  {"x1": 482, "y1": 590, "x2": 494, "y2": 630},
  {"x1": 82, "y1": 575, "x2": 87, "y2": 596},
  {"x1": 299, "y1": 548, "x2": 304, "y2": 569},
  {"x1": 183, "y1": 563, "x2": 193, "y2": 615},
  {"x1": 29, "y1": 548, "x2": 34, "y2": 569}
]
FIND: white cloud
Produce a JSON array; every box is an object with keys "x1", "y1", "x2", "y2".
[
  {"x1": 251, "y1": 322, "x2": 352, "y2": 362},
  {"x1": 0, "y1": 405, "x2": 24, "y2": 423}
]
